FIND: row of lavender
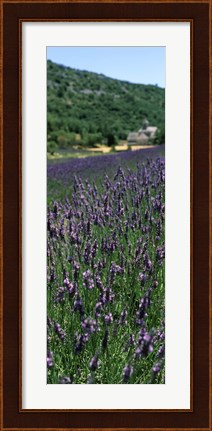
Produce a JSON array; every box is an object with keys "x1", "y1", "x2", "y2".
[
  {"x1": 48, "y1": 145, "x2": 165, "y2": 184},
  {"x1": 47, "y1": 158, "x2": 165, "y2": 384}
]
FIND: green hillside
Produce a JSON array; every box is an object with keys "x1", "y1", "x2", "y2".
[{"x1": 47, "y1": 60, "x2": 165, "y2": 152}]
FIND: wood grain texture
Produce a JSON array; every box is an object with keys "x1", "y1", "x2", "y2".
[
  {"x1": 0, "y1": 0, "x2": 210, "y2": 3},
  {"x1": 0, "y1": 1, "x2": 3, "y2": 431}
]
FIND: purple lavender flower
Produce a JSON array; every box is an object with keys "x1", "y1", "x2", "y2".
[
  {"x1": 89, "y1": 355, "x2": 99, "y2": 372},
  {"x1": 81, "y1": 317, "x2": 98, "y2": 334},
  {"x1": 100, "y1": 287, "x2": 115, "y2": 304},
  {"x1": 83, "y1": 270, "x2": 94, "y2": 289},
  {"x1": 47, "y1": 351, "x2": 54, "y2": 368},
  {"x1": 119, "y1": 309, "x2": 128, "y2": 325},
  {"x1": 136, "y1": 301, "x2": 146, "y2": 325},
  {"x1": 104, "y1": 313, "x2": 113, "y2": 325},
  {"x1": 54, "y1": 287, "x2": 66, "y2": 304},
  {"x1": 68, "y1": 282, "x2": 77, "y2": 298},
  {"x1": 95, "y1": 275, "x2": 103, "y2": 290},
  {"x1": 146, "y1": 259, "x2": 152, "y2": 272},
  {"x1": 137, "y1": 330, "x2": 154, "y2": 357},
  {"x1": 110, "y1": 262, "x2": 124, "y2": 276},
  {"x1": 54, "y1": 322, "x2": 65, "y2": 341},
  {"x1": 152, "y1": 363, "x2": 161, "y2": 373},
  {"x1": 123, "y1": 364, "x2": 133, "y2": 382},
  {"x1": 75, "y1": 332, "x2": 88, "y2": 354},
  {"x1": 73, "y1": 296, "x2": 84, "y2": 317},
  {"x1": 95, "y1": 302, "x2": 103, "y2": 318},
  {"x1": 73, "y1": 261, "x2": 80, "y2": 280},
  {"x1": 64, "y1": 277, "x2": 71, "y2": 287},
  {"x1": 156, "y1": 344, "x2": 165, "y2": 359},
  {"x1": 50, "y1": 269, "x2": 56, "y2": 283},
  {"x1": 129, "y1": 333, "x2": 135, "y2": 346},
  {"x1": 67, "y1": 255, "x2": 73, "y2": 263},
  {"x1": 156, "y1": 244, "x2": 165, "y2": 265},
  {"x1": 138, "y1": 272, "x2": 147, "y2": 286}
]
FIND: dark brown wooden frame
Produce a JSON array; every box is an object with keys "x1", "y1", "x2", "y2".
[{"x1": 0, "y1": 0, "x2": 211, "y2": 430}]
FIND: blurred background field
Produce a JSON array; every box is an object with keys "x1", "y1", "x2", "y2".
[
  {"x1": 47, "y1": 142, "x2": 158, "y2": 163},
  {"x1": 48, "y1": 144, "x2": 165, "y2": 203}
]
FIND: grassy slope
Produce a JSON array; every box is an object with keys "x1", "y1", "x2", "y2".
[{"x1": 47, "y1": 60, "x2": 165, "y2": 149}]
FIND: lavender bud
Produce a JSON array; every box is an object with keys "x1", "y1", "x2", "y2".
[
  {"x1": 152, "y1": 363, "x2": 161, "y2": 374},
  {"x1": 119, "y1": 309, "x2": 128, "y2": 325},
  {"x1": 123, "y1": 364, "x2": 133, "y2": 382},
  {"x1": 104, "y1": 313, "x2": 113, "y2": 325},
  {"x1": 47, "y1": 351, "x2": 53, "y2": 369},
  {"x1": 81, "y1": 317, "x2": 98, "y2": 334},
  {"x1": 59, "y1": 376, "x2": 72, "y2": 384},
  {"x1": 89, "y1": 355, "x2": 99, "y2": 371}
]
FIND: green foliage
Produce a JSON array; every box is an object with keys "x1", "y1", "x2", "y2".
[
  {"x1": 47, "y1": 60, "x2": 165, "y2": 149},
  {"x1": 47, "y1": 140, "x2": 58, "y2": 155},
  {"x1": 80, "y1": 131, "x2": 102, "y2": 146},
  {"x1": 107, "y1": 132, "x2": 117, "y2": 147},
  {"x1": 154, "y1": 126, "x2": 165, "y2": 145}
]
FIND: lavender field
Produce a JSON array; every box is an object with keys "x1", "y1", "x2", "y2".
[{"x1": 47, "y1": 147, "x2": 165, "y2": 384}]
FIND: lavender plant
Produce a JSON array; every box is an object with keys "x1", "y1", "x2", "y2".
[{"x1": 47, "y1": 155, "x2": 165, "y2": 384}]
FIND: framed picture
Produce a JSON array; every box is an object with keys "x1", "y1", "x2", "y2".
[{"x1": 1, "y1": 1, "x2": 210, "y2": 430}]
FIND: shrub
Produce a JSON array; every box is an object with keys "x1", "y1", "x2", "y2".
[{"x1": 47, "y1": 140, "x2": 57, "y2": 155}]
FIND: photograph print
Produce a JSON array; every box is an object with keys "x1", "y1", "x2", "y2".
[{"x1": 47, "y1": 47, "x2": 165, "y2": 384}]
